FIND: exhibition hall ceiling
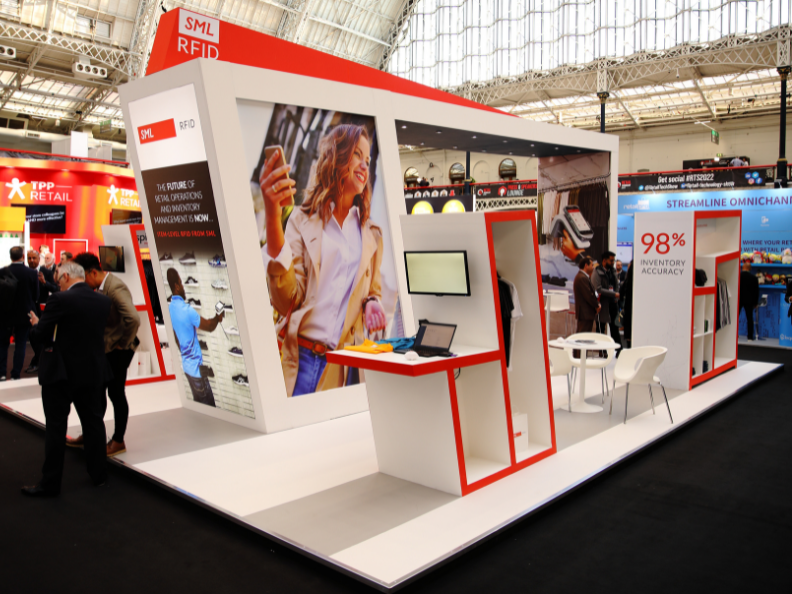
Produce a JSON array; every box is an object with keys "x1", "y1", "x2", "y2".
[{"x1": 0, "y1": 0, "x2": 788, "y2": 146}]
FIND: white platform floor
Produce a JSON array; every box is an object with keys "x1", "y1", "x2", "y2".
[{"x1": 0, "y1": 360, "x2": 779, "y2": 590}]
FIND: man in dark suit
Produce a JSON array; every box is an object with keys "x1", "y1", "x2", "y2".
[
  {"x1": 25, "y1": 249, "x2": 58, "y2": 374},
  {"x1": 22, "y1": 261, "x2": 112, "y2": 497},
  {"x1": 573, "y1": 256, "x2": 600, "y2": 333},
  {"x1": 0, "y1": 246, "x2": 39, "y2": 380},
  {"x1": 739, "y1": 260, "x2": 760, "y2": 341}
]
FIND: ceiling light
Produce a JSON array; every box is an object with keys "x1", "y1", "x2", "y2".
[
  {"x1": 530, "y1": 144, "x2": 534, "y2": 147},
  {"x1": 503, "y1": 140, "x2": 508, "y2": 143},
  {"x1": 532, "y1": 154, "x2": 536, "y2": 156},
  {"x1": 555, "y1": 147, "x2": 559, "y2": 150},
  {"x1": 577, "y1": 150, "x2": 581, "y2": 153},
  {"x1": 401, "y1": 125, "x2": 407, "y2": 129},
  {"x1": 472, "y1": 135, "x2": 477, "y2": 139},
  {"x1": 509, "y1": 152, "x2": 513, "y2": 155},
  {"x1": 453, "y1": 146, "x2": 457, "y2": 149},
  {"x1": 420, "y1": 142, "x2": 424, "y2": 145},
  {"x1": 436, "y1": 130, "x2": 442, "y2": 134}
]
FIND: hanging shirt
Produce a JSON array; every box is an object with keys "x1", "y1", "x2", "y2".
[
  {"x1": 501, "y1": 278, "x2": 523, "y2": 371},
  {"x1": 265, "y1": 205, "x2": 362, "y2": 349}
]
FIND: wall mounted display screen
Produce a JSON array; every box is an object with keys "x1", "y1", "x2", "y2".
[
  {"x1": 99, "y1": 246, "x2": 125, "y2": 273},
  {"x1": 404, "y1": 251, "x2": 471, "y2": 296},
  {"x1": 12, "y1": 204, "x2": 66, "y2": 234},
  {"x1": 111, "y1": 208, "x2": 143, "y2": 225}
]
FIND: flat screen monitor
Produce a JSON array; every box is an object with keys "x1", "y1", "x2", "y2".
[
  {"x1": 404, "y1": 251, "x2": 470, "y2": 296},
  {"x1": 111, "y1": 209, "x2": 143, "y2": 225},
  {"x1": 11, "y1": 205, "x2": 66, "y2": 234},
  {"x1": 99, "y1": 246, "x2": 125, "y2": 273}
]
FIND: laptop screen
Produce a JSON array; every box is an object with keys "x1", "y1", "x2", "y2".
[{"x1": 419, "y1": 323, "x2": 456, "y2": 350}]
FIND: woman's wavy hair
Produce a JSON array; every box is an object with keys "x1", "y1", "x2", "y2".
[{"x1": 300, "y1": 123, "x2": 372, "y2": 225}]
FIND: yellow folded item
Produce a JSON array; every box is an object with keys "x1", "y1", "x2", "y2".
[{"x1": 344, "y1": 339, "x2": 394, "y2": 354}]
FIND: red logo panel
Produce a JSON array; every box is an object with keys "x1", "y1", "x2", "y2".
[{"x1": 138, "y1": 119, "x2": 177, "y2": 144}]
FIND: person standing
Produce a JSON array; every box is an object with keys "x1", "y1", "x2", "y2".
[
  {"x1": 615, "y1": 260, "x2": 627, "y2": 283},
  {"x1": 22, "y1": 261, "x2": 112, "y2": 497},
  {"x1": 592, "y1": 250, "x2": 622, "y2": 345},
  {"x1": 167, "y1": 268, "x2": 223, "y2": 407},
  {"x1": 573, "y1": 257, "x2": 600, "y2": 333},
  {"x1": 0, "y1": 246, "x2": 39, "y2": 381},
  {"x1": 25, "y1": 249, "x2": 55, "y2": 374},
  {"x1": 67, "y1": 253, "x2": 140, "y2": 456},
  {"x1": 620, "y1": 262, "x2": 635, "y2": 348},
  {"x1": 730, "y1": 156, "x2": 746, "y2": 167},
  {"x1": 739, "y1": 260, "x2": 760, "y2": 341}
]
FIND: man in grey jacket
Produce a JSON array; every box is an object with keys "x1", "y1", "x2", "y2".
[{"x1": 592, "y1": 250, "x2": 622, "y2": 347}]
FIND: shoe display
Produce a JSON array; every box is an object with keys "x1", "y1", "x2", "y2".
[
  {"x1": 211, "y1": 279, "x2": 228, "y2": 290},
  {"x1": 208, "y1": 254, "x2": 227, "y2": 268},
  {"x1": 21, "y1": 485, "x2": 59, "y2": 497},
  {"x1": 184, "y1": 276, "x2": 200, "y2": 286},
  {"x1": 179, "y1": 252, "x2": 197, "y2": 265},
  {"x1": 106, "y1": 440, "x2": 126, "y2": 457},
  {"x1": 226, "y1": 326, "x2": 240, "y2": 336},
  {"x1": 199, "y1": 340, "x2": 208, "y2": 350},
  {"x1": 159, "y1": 253, "x2": 173, "y2": 264},
  {"x1": 188, "y1": 298, "x2": 202, "y2": 309},
  {"x1": 222, "y1": 302, "x2": 234, "y2": 312},
  {"x1": 65, "y1": 435, "x2": 84, "y2": 449},
  {"x1": 233, "y1": 374, "x2": 250, "y2": 387},
  {"x1": 228, "y1": 347, "x2": 243, "y2": 357}
]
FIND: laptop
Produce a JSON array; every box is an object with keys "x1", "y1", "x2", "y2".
[{"x1": 399, "y1": 322, "x2": 457, "y2": 358}]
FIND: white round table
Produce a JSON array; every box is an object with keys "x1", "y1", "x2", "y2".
[{"x1": 549, "y1": 338, "x2": 621, "y2": 413}]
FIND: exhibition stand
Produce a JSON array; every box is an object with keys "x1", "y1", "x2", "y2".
[
  {"x1": 0, "y1": 153, "x2": 140, "y2": 256},
  {"x1": 0, "y1": 7, "x2": 770, "y2": 590}
]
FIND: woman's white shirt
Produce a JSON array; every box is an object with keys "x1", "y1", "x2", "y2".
[{"x1": 263, "y1": 205, "x2": 362, "y2": 348}]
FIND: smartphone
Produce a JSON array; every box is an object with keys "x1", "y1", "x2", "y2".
[
  {"x1": 263, "y1": 145, "x2": 294, "y2": 207},
  {"x1": 564, "y1": 205, "x2": 592, "y2": 235}
]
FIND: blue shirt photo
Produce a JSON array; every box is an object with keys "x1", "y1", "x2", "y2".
[{"x1": 169, "y1": 295, "x2": 202, "y2": 378}]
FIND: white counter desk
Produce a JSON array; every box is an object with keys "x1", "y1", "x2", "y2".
[{"x1": 327, "y1": 345, "x2": 514, "y2": 496}]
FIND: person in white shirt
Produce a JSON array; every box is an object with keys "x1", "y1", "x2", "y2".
[{"x1": 259, "y1": 124, "x2": 387, "y2": 397}]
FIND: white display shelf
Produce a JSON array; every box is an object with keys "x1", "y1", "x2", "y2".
[
  {"x1": 696, "y1": 250, "x2": 740, "y2": 259},
  {"x1": 516, "y1": 442, "x2": 551, "y2": 464},
  {"x1": 464, "y1": 456, "x2": 510, "y2": 484},
  {"x1": 714, "y1": 357, "x2": 733, "y2": 370},
  {"x1": 693, "y1": 330, "x2": 713, "y2": 339}
]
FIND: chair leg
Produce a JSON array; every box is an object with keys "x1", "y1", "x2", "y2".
[
  {"x1": 603, "y1": 368, "x2": 609, "y2": 400},
  {"x1": 600, "y1": 369, "x2": 605, "y2": 404},
  {"x1": 610, "y1": 378, "x2": 616, "y2": 415},
  {"x1": 660, "y1": 383, "x2": 673, "y2": 424},
  {"x1": 567, "y1": 374, "x2": 572, "y2": 413},
  {"x1": 648, "y1": 385, "x2": 655, "y2": 414},
  {"x1": 623, "y1": 383, "x2": 630, "y2": 424}
]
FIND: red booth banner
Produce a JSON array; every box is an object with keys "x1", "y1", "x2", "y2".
[{"x1": 0, "y1": 156, "x2": 139, "y2": 255}]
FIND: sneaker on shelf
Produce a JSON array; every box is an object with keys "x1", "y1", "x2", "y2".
[
  {"x1": 199, "y1": 340, "x2": 208, "y2": 350},
  {"x1": 188, "y1": 298, "x2": 202, "y2": 309},
  {"x1": 208, "y1": 254, "x2": 227, "y2": 268},
  {"x1": 226, "y1": 326, "x2": 240, "y2": 336},
  {"x1": 222, "y1": 302, "x2": 234, "y2": 312},
  {"x1": 159, "y1": 253, "x2": 173, "y2": 264},
  {"x1": 184, "y1": 276, "x2": 200, "y2": 286},
  {"x1": 232, "y1": 374, "x2": 250, "y2": 387},
  {"x1": 179, "y1": 252, "x2": 197, "y2": 265},
  {"x1": 228, "y1": 347, "x2": 243, "y2": 357},
  {"x1": 211, "y1": 279, "x2": 228, "y2": 290}
]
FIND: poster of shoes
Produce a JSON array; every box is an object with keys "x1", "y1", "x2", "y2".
[
  {"x1": 236, "y1": 102, "x2": 405, "y2": 398},
  {"x1": 142, "y1": 162, "x2": 254, "y2": 418},
  {"x1": 128, "y1": 84, "x2": 255, "y2": 418}
]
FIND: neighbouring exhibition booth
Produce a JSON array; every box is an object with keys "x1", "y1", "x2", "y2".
[{"x1": 0, "y1": 8, "x2": 783, "y2": 591}]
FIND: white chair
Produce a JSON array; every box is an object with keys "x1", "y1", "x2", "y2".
[
  {"x1": 610, "y1": 346, "x2": 673, "y2": 424},
  {"x1": 564, "y1": 332, "x2": 615, "y2": 403},
  {"x1": 548, "y1": 346, "x2": 573, "y2": 412},
  {"x1": 545, "y1": 290, "x2": 571, "y2": 337}
]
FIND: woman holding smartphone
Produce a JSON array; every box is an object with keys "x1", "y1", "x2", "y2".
[{"x1": 259, "y1": 124, "x2": 387, "y2": 397}]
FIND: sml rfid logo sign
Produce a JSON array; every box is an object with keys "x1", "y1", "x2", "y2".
[{"x1": 178, "y1": 11, "x2": 220, "y2": 59}]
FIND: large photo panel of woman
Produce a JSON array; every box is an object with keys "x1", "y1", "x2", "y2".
[{"x1": 237, "y1": 102, "x2": 405, "y2": 398}]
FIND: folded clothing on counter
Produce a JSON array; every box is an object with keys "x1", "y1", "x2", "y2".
[{"x1": 344, "y1": 339, "x2": 394, "y2": 355}]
